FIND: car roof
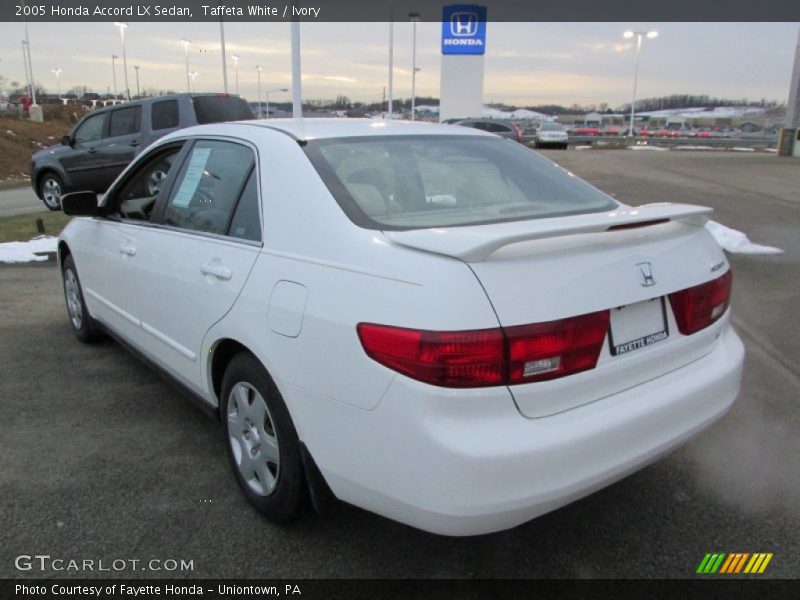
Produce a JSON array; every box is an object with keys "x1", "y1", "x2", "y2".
[{"x1": 166, "y1": 118, "x2": 496, "y2": 142}]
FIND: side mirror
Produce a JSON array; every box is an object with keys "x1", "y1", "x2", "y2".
[
  {"x1": 61, "y1": 191, "x2": 99, "y2": 217},
  {"x1": 61, "y1": 135, "x2": 73, "y2": 146}
]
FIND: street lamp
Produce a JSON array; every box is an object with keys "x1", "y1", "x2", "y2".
[
  {"x1": 181, "y1": 38, "x2": 191, "y2": 92},
  {"x1": 51, "y1": 67, "x2": 62, "y2": 100},
  {"x1": 115, "y1": 22, "x2": 130, "y2": 101},
  {"x1": 255, "y1": 65, "x2": 262, "y2": 117},
  {"x1": 133, "y1": 65, "x2": 140, "y2": 97},
  {"x1": 189, "y1": 70, "x2": 198, "y2": 93},
  {"x1": 111, "y1": 54, "x2": 118, "y2": 102},
  {"x1": 232, "y1": 54, "x2": 240, "y2": 95},
  {"x1": 409, "y1": 12, "x2": 421, "y2": 121},
  {"x1": 265, "y1": 87, "x2": 288, "y2": 119},
  {"x1": 623, "y1": 29, "x2": 658, "y2": 137}
]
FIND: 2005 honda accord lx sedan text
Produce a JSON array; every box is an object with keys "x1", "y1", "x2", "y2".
[{"x1": 57, "y1": 119, "x2": 744, "y2": 536}]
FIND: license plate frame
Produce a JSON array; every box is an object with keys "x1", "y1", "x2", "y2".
[{"x1": 608, "y1": 297, "x2": 669, "y2": 356}]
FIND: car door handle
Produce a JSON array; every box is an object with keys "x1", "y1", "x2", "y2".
[
  {"x1": 87, "y1": 147, "x2": 98, "y2": 154},
  {"x1": 201, "y1": 262, "x2": 232, "y2": 281},
  {"x1": 130, "y1": 140, "x2": 141, "y2": 147},
  {"x1": 119, "y1": 242, "x2": 137, "y2": 257}
]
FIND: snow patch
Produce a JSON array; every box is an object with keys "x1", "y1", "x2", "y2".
[
  {"x1": 705, "y1": 221, "x2": 783, "y2": 255},
  {"x1": 0, "y1": 236, "x2": 58, "y2": 263},
  {"x1": 627, "y1": 145, "x2": 667, "y2": 151},
  {"x1": 731, "y1": 147, "x2": 755, "y2": 152}
]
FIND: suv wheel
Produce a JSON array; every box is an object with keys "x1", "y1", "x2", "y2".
[
  {"x1": 221, "y1": 353, "x2": 307, "y2": 522},
  {"x1": 40, "y1": 172, "x2": 65, "y2": 211}
]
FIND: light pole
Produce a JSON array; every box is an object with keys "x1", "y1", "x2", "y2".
[
  {"x1": 51, "y1": 67, "x2": 62, "y2": 100},
  {"x1": 265, "y1": 87, "x2": 288, "y2": 119},
  {"x1": 623, "y1": 29, "x2": 658, "y2": 137},
  {"x1": 255, "y1": 65, "x2": 262, "y2": 117},
  {"x1": 134, "y1": 65, "x2": 140, "y2": 97},
  {"x1": 111, "y1": 54, "x2": 118, "y2": 102},
  {"x1": 115, "y1": 22, "x2": 130, "y2": 100},
  {"x1": 409, "y1": 12, "x2": 421, "y2": 121},
  {"x1": 181, "y1": 38, "x2": 191, "y2": 92},
  {"x1": 232, "y1": 54, "x2": 240, "y2": 95},
  {"x1": 189, "y1": 71, "x2": 198, "y2": 93},
  {"x1": 220, "y1": 21, "x2": 228, "y2": 93}
]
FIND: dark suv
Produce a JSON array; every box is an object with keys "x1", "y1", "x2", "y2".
[{"x1": 31, "y1": 93, "x2": 254, "y2": 210}]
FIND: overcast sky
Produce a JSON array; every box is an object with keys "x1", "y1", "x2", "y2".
[{"x1": 1, "y1": 21, "x2": 798, "y2": 106}]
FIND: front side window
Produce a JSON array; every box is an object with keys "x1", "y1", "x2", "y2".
[
  {"x1": 163, "y1": 140, "x2": 255, "y2": 236},
  {"x1": 108, "y1": 106, "x2": 142, "y2": 137},
  {"x1": 109, "y1": 145, "x2": 184, "y2": 221},
  {"x1": 73, "y1": 113, "x2": 107, "y2": 144},
  {"x1": 305, "y1": 135, "x2": 618, "y2": 230}
]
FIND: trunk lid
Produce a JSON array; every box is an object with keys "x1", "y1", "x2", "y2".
[{"x1": 384, "y1": 203, "x2": 730, "y2": 417}]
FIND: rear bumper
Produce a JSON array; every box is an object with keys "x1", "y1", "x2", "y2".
[{"x1": 294, "y1": 326, "x2": 744, "y2": 536}]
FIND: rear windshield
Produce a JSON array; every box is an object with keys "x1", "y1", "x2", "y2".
[
  {"x1": 192, "y1": 96, "x2": 254, "y2": 124},
  {"x1": 540, "y1": 123, "x2": 565, "y2": 131},
  {"x1": 305, "y1": 135, "x2": 618, "y2": 230}
]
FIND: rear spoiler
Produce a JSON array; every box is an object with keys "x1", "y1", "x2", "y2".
[{"x1": 382, "y1": 203, "x2": 712, "y2": 263}]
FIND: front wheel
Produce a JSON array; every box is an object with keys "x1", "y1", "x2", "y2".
[
  {"x1": 221, "y1": 353, "x2": 306, "y2": 522},
  {"x1": 39, "y1": 172, "x2": 65, "y2": 211},
  {"x1": 62, "y1": 255, "x2": 101, "y2": 343}
]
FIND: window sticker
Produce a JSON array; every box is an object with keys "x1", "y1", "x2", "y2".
[{"x1": 172, "y1": 148, "x2": 213, "y2": 207}]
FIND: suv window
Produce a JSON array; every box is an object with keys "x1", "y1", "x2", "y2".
[
  {"x1": 73, "y1": 113, "x2": 107, "y2": 144},
  {"x1": 192, "y1": 96, "x2": 254, "y2": 124},
  {"x1": 151, "y1": 100, "x2": 179, "y2": 130},
  {"x1": 111, "y1": 145, "x2": 184, "y2": 221},
  {"x1": 163, "y1": 140, "x2": 255, "y2": 236},
  {"x1": 108, "y1": 106, "x2": 142, "y2": 137}
]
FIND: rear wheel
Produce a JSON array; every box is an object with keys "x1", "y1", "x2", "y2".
[
  {"x1": 62, "y1": 255, "x2": 101, "y2": 343},
  {"x1": 221, "y1": 353, "x2": 306, "y2": 522},
  {"x1": 39, "y1": 172, "x2": 65, "y2": 211}
]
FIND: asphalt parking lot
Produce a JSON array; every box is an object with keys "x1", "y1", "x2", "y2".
[{"x1": 2, "y1": 150, "x2": 799, "y2": 579}]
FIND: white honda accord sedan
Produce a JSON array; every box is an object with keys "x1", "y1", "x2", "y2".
[{"x1": 57, "y1": 119, "x2": 744, "y2": 536}]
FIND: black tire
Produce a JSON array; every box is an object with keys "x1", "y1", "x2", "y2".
[
  {"x1": 221, "y1": 352, "x2": 306, "y2": 522},
  {"x1": 562, "y1": 143, "x2": 569, "y2": 150},
  {"x1": 39, "y1": 172, "x2": 65, "y2": 211},
  {"x1": 62, "y1": 255, "x2": 101, "y2": 343}
]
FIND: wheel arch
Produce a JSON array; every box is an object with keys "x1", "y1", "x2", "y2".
[
  {"x1": 208, "y1": 337, "x2": 337, "y2": 512},
  {"x1": 57, "y1": 240, "x2": 71, "y2": 270}
]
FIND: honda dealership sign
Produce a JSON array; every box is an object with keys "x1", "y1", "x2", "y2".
[{"x1": 441, "y1": 4, "x2": 487, "y2": 55}]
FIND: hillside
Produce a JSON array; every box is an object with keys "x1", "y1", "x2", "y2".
[{"x1": 0, "y1": 108, "x2": 75, "y2": 184}]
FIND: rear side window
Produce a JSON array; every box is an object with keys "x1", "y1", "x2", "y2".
[
  {"x1": 192, "y1": 96, "x2": 254, "y2": 124},
  {"x1": 151, "y1": 100, "x2": 179, "y2": 130},
  {"x1": 163, "y1": 140, "x2": 255, "y2": 236},
  {"x1": 305, "y1": 135, "x2": 618, "y2": 230},
  {"x1": 485, "y1": 123, "x2": 511, "y2": 133},
  {"x1": 228, "y1": 171, "x2": 261, "y2": 242},
  {"x1": 108, "y1": 106, "x2": 142, "y2": 137}
]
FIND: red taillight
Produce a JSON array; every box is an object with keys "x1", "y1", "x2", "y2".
[
  {"x1": 668, "y1": 270, "x2": 732, "y2": 336},
  {"x1": 512, "y1": 124, "x2": 523, "y2": 142},
  {"x1": 357, "y1": 311, "x2": 610, "y2": 388},
  {"x1": 356, "y1": 324, "x2": 505, "y2": 388},
  {"x1": 505, "y1": 310, "x2": 610, "y2": 383}
]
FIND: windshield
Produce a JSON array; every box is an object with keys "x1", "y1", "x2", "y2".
[
  {"x1": 304, "y1": 135, "x2": 617, "y2": 230},
  {"x1": 192, "y1": 96, "x2": 254, "y2": 124},
  {"x1": 540, "y1": 123, "x2": 565, "y2": 131}
]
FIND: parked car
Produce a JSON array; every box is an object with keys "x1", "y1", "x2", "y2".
[
  {"x1": 449, "y1": 118, "x2": 523, "y2": 142},
  {"x1": 31, "y1": 93, "x2": 254, "y2": 210},
  {"x1": 57, "y1": 119, "x2": 743, "y2": 536},
  {"x1": 532, "y1": 122, "x2": 569, "y2": 149},
  {"x1": 573, "y1": 124, "x2": 602, "y2": 136}
]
